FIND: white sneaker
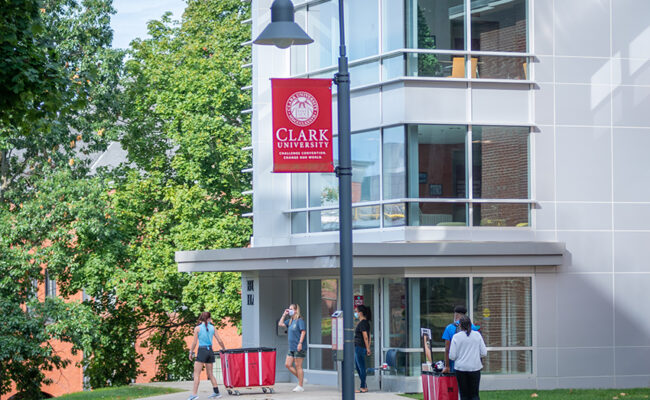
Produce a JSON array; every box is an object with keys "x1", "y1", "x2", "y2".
[
  {"x1": 292, "y1": 385, "x2": 305, "y2": 392},
  {"x1": 187, "y1": 395, "x2": 199, "y2": 400}
]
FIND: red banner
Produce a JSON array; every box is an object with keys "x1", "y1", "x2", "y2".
[{"x1": 271, "y1": 78, "x2": 334, "y2": 173}]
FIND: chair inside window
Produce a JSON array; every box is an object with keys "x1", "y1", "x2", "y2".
[{"x1": 448, "y1": 57, "x2": 478, "y2": 78}]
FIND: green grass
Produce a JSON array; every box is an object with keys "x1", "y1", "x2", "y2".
[
  {"x1": 401, "y1": 388, "x2": 650, "y2": 400},
  {"x1": 56, "y1": 385, "x2": 185, "y2": 399}
]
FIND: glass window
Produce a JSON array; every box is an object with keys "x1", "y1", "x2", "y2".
[
  {"x1": 350, "y1": 61, "x2": 380, "y2": 88},
  {"x1": 309, "y1": 348, "x2": 336, "y2": 371},
  {"x1": 383, "y1": 278, "x2": 407, "y2": 348},
  {"x1": 292, "y1": 173, "x2": 307, "y2": 208},
  {"x1": 308, "y1": 1, "x2": 338, "y2": 70},
  {"x1": 308, "y1": 279, "x2": 338, "y2": 345},
  {"x1": 309, "y1": 209, "x2": 339, "y2": 232},
  {"x1": 475, "y1": 55, "x2": 529, "y2": 80},
  {"x1": 352, "y1": 130, "x2": 380, "y2": 202},
  {"x1": 383, "y1": 203, "x2": 406, "y2": 227},
  {"x1": 291, "y1": 9, "x2": 307, "y2": 75},
  {"x1": 470, "y1": 0, "x2": 527, "y2": 52},
  {"x1": 291, "y1": 280, "x2": 308, "y2": 323},
  {"x1": 472, "y1": 126, "x2": 529, "y2": 199},
  {"x1": 309, "y1": 136, "x2": 339, "y2": 207},
  {"x1": 406, "y1": 53, "x2": 458, "y2": 78},
  {"x1": 345, "y1": 0, "x2": 379, "y2": 61},
  {"x1": 473, "y1": 277, "x2": 532, "y2": 347},
  {"x1": 383, "y1": 126, "x2": 406, "y2": 200},
  {"x1": 45, "y1": 270, "x2": 56, "y2": 298},
  {"x1": 291, "y1": 212, "x2": 307, "y2": 234},
  {"x1": 353, "y1": 205, "x2": 380, "y2": 229},
  {"x1": 382, "y1": 54, "x2": 405, "y2": 81},
  {"x1": 473, "y1": 203, "x2": 529, "y2": 227},
  {"x1": 382, "y1": 0, "x2": 405, "y2": 52},
  {"x1": 410, "y1": 203, "x2": 468, "y2": 226},
  {"x1": 407, "y1": 0, "x2": 465, "y2": 50},
  {"x1": 482, "y1": 350, "x2": 532, "y2": 374},
  {"x1": 418, "y1": 278, "x2": 469, "y2": 348}
]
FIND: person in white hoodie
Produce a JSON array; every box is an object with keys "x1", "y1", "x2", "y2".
[{"x1": 449, "y1": 315, "x2": 487, "y2": 400}]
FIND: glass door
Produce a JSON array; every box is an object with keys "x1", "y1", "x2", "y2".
[{"x1": 352, "y1": 279, "x2": 380, "y2": 390}]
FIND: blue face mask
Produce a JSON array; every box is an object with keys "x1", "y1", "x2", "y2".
[
  {"x1": 288, "y1": 309, "x2": 295, "y2": 316},
  {"x1": 354, "y1": 312, "x2": 359, "y2": 319}
]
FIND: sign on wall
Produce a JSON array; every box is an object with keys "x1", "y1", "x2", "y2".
[{"x1": 271, "y1": 78, "x2": 334, "y2": 173}]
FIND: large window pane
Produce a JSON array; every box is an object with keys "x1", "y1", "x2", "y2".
[
  {"x1": 292, "y1": 173, "x2": 307, "y2": 208},
  {"x1": 352, "y1": 130, "x2": 380, "y2": 202},
  {"x1": 291, "y1": 9, "x2": 307, "y2": 75},
  {"x1": 406, "y1": 53, "x2": 458, "y2": 78},
  {"x1": 383, "y1": 203, "x2": 406, "y2": 227},
  {"x1": 350, "y1": 61, "x2": 380, "y2": 88},
  {"x1": 308, "y1": 1, "x2": 337, "y2": 70},
  {"x1": 384, "y1": 278, "x2": 407, "y2": 348},
  {"x1": 470, "y1": 0, "x2": 527, "y2": 52},
  {"x1": 409, "y1": 125, "x2": 467, "y2": 200},
  {"x1": 345, "y1": 0, "x2": 379, "y2": 61},
  {"x1": 418, "y1": 278, "x2": 469, "y2": 348},
  {"x1": 383, "y1": 126, "x2": 406, "y2": 200},
  {"x1": 409, "y1": 202, "x2": 468, "y2": 226},
  {"x1": 476, "y1": 55, "x2": 529, "y2": 80},
  {"x1": 473, "y1": 126, "x2": 529, "y2": 199},
  {"x1": 383, "y1": 0, "x2": 405, "y2": 51},
  {"x1": 291, "y1": 280, "x2": 308, "y2": 322},
  {"x1": 309, "y1": 209, "x2": 339, "y2": 232},
  {"x1": 352, "y1": 205, "x2": 380, "y2": 229},
  {"x1": 308, "y1": 279, "x2": 338, "y2": 345},
  {"x1": 291, "y1": 212, "x2": 307, "y2": 234},
  {"x1": 473, "y1": 277, "x2": 532, "y2": 347},
  {"x1": 383, "y1": 54, "x2": 405, "y2": 81},
  {"x1": 483, "y1": 350, "x2": 532, "y2": 374},
  {"x1": 408, "y1": 0, "x2": 465, "y2": 50}
]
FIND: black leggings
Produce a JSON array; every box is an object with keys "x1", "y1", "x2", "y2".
[{"x1": 455, "y1": 370, "x2": 481, "y2": 400}]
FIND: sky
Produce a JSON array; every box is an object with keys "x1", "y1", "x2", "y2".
[{"x1": 110, "y1": 0, "x2": 188, "y2": 49}]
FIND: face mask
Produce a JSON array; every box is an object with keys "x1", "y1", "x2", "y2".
[
  {"x1": 288, "y1": 309, "x2": 295, "y2": 316},
  {"x1": 354, "y1": 312, "x2": 359, "y2": 319}
]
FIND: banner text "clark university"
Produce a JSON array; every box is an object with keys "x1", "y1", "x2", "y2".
[{"x1": 271, "y1": 78, "x2": 334, "y2": 173}]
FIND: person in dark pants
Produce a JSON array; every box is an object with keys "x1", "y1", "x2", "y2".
[
  {"x1": 354, "y1": 305, "x2": 372, "y2": 393},
  {"x1": 449, "y1": 315, "x2": 487, "y2": 400},
  {"x1": 188, "y1": 312, "x2": 227, "y2": 400}
]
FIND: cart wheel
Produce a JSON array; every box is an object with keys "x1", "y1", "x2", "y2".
[
  {"x1": 262, "y1": 388, "x2": 267, "y2": 393},
  {"x1": 234, "y1": 390, "x2": 240, "y2": 396},
  {"x1": 227, "y1": 389, "x2": 232, "y2": 395},
  {"x1": 269, "y1": 388, "x2": 275, "y2": 393}
]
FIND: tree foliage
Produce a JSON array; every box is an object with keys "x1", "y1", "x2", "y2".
[{"x1": 1, "y1": 0, "x2": 252, "y2": 394}]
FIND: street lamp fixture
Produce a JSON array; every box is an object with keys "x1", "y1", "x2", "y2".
[
  {"x1": 253, "y1": 0, "x2": 313, "y2": 48},
  {"x1": 253, "y1": 1, "x2": 355, "y2": 400}
]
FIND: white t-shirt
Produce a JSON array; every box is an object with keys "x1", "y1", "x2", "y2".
[{"x1": 448, "y1": 330, "x2": 487, "y2": 372}]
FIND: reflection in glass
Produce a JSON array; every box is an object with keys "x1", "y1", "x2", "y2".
[
  {"x1": 418, "y1": 278, "x2": 469, "y2": 348},
  {"x1": 382, "y1": 54, "x2": 405, "y2": 81},
  {"x1": 473, "y1": 126, "x2": 529, "y2": 199},
  {"x1": 351, "y1": 130, "x2": 380, "y2": 202},
  {"x1": 384, "y1": 278, "x2": 407, "y2": 348},
  {"x1": 350, "y1": 62, "x2": 380, "y2": 88},
  {"x1": 309, "y1": 209, "x2": 339, "y2": 232},
  {"x1": 473, "y1": 203, "x2": 530, "y2": 227},
  {"x1": 473, "y1": 277, "x2": 532, "y2": 347},
  {"x1": 309, "y1": 348, "x2": 336, "y2": 371},
  {"x1": 344, "y1": 0, "x2": 379, "y2": 61},
  {"x1": 308, "y1": 1, "x2": 337, "y2": 70},
  {"x1": 470, "y1": 0, "x2": 527, "y2": 52},
  {"x1": 383, "y1": 126, "x2": 406, "y2": 200},
  {"x1": 408, "y1": 0, "x2": 465, "y2": 50},
  {"x1": 352, "y1": 205, "x2": 380, "y2": 230},
  {"x1": 383, "y1": 0, "x2": 405, "y2": 51},
  {"x1": 406, "y1": 53, "x2": 459, "y2": 78},
  {"x1": 383, "y1": 203, "x2": 406, "y2": 227},
  {"x1": 292, "y1": 173, "x2": 307, "y2": 208},
  {"x1": 476, "y1": 55, "x2": 528, "y2": 79},
  {"x1": 308, "y1": 279, "x2": 338, "y2": 345},
  {"x1": 291, "y1": 9, "x2": 307, "y2": 75},
  {"x1": 291, "y1": 212, "x2": 307, "y2": 234},
  {"x1": 482, "y1": 350, "x2": 532, "y2": 374}
]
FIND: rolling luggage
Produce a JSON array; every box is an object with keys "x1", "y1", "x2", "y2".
[
  {"x1": 422, "y1": 370, "x2": 459, "y2": 400},
  {"x1": 220, "y1": 347, "x2": 276, "y2": 396}
]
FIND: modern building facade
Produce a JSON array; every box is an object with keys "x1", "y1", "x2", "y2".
[{"x1": 176, "y1": 0, "x2": 650, "y2": 392}]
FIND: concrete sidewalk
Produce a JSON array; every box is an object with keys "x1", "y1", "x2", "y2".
[{"x1": 140, "y1": 381, "x2": 407, "y2": 400}]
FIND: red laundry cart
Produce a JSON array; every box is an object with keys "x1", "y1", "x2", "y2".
[
  {"x1": 220, "y1": 347, "x2": 276, "y2": 396},
  {"x1": 421, "y1": 370, "x2": 459, "y2": 400}
]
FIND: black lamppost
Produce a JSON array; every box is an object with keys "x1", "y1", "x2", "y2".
[{"x1": 254, "y1": 1, "x2": 354, "y2": 399}]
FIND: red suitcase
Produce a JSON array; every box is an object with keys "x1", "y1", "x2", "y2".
[
  {"x1": 220, "y1": 347, "x2": 276, "y2": 395},
  {"x1": 422, "y1": 371, "x2": 459, "y2": 400}
]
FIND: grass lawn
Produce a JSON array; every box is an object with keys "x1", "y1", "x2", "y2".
[
  {"x1": 401, "y1": 388, "x2": 650, "y2": 400},
  {"x1": 56, "y1": 385, "x2": 185, "y2": 399}
]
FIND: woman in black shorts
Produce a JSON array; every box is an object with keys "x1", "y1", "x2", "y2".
[{"x1": 188, "y1": 312, "x2": 226, "y2": 400}]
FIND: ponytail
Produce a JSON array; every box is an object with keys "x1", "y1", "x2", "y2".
[
  {"x1": 459, "y1": 315, "x2": 472, "y2": 337},
  {"x1": 199, "y1": 311, "x2": 211, "y2": 331}
]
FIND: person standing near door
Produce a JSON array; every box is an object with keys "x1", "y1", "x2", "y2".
[
  {"x1": 279, "y1": 304, "x2": 307, "y2": 392},
  {"x1": 449, "y1": 315, "x2": 487, "y2": 400},
  {"x1": 442, "y1": 305, "x2": 478, "y2": 373},
  {"x1": 354, "y1": 305, "x2": 372, "y2": 393}
]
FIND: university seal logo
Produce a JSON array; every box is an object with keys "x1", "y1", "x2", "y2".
[{"x1": 286, "y1": 91, "x2": 319, "y2": 127}]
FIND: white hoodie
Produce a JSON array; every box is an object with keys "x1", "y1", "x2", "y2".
[{"x1": 449, "y1": 330, "x2": 488, "y2": 372}]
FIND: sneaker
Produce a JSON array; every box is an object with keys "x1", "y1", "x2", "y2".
[
  {"x1": 292, "y1": 386, "x2": 305, "y2": 392},
  {"x1": 208, "y1": 393, "x2": 222, "y2": 398},
  {"x1": 188, "y1": 395, "x2": 199, "y2": 400}
]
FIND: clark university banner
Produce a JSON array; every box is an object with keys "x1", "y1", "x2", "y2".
[{"x1": 271, "y1": 78, "x2": 334, "y2": 173}]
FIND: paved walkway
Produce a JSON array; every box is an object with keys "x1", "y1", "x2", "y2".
[{"x1": 140, "y1": 381, "x2": 407, "y2": 400}]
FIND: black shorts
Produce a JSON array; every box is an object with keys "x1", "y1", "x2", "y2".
[{"x1": 196, "y1": 346, "x2": 215, "y2": 364}]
